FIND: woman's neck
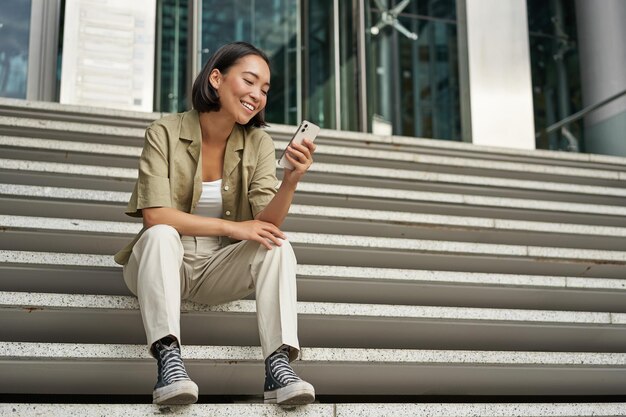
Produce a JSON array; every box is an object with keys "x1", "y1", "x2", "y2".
[{"x1": 199, "y1": 110, "x2": 236, "y2": 145}]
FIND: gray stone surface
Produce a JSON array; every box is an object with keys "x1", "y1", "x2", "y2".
[
  {"x1": 3, "y1": 215, "x2": 626, "y2": 262},
  {"x1": 5, "y1": 342, "x2": 626, "y2": 366},
  {"x1": 309, "y1": 162, "x2": 626, "y2": 197},
  {"x1": 273, "y1": 139, "x2": 626, "y2": 180},
  {"x1": 5, "y1": 249, "x2": 626, "y2": 291},
  {"x1": 0, "y1": 116, "x2": 144, "y2": 139},
  {"x1": 2, "y1": 290, "x2": 622, "y2": 325},
  {"x1": 0, "y1": 135, "x2": 142, "y2": 156},
  {"x1": 3, "y1": 403, "x2": 626, "y2": 417}
]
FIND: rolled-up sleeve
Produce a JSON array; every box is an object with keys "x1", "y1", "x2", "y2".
[
  {"x1": 125, "y1": 127, "x2": 172, "y2": 216},
  {"x1": 248, "y1": 133, "x2": 279, "y2": 217}
]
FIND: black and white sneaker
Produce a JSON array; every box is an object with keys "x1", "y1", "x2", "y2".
[
  {"x1": 152, "y1": 336, "x2": 198, "y2": 405},
  {"x1": 264, "y1": 346, "x2": 315, "y2": 405}
]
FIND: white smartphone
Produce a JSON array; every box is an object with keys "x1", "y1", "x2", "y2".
[{"x1": 278, "y1": 120, "x2": 320, "y2": 170}]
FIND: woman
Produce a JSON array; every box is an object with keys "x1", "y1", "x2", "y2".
[{"x1": 114, "y1": 42, "x2": 316, "y2": 406}]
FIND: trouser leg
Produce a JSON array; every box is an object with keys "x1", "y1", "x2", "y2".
[
  {"x1": 123, "y1": 224, "x2": 185, "y2": 350},
  {"x1": 184, "y1": 238, "x2": 300, "y2": 361}
]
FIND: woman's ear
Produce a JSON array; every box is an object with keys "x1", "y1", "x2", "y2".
[{"x1": 209, "y1": 69, "x2": 222, "y2": 91}]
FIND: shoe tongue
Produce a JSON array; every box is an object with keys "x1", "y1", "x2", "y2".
[{"x1": 160, "y1": 336, "x2": 178, "y2": 349}]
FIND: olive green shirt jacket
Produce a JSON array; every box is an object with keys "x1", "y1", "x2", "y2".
[{"x1": 114, "y1": 109, "x2": 279, "y2": 265}]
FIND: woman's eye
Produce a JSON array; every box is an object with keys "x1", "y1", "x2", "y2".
[
  {"x1": 261, "y1": 90, "x2": 268, "y2": 96},
  {"x1": 244, "y1": 79, "x2": 253, "y2": 85}
]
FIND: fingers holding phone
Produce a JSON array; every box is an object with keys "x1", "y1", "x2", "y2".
[
  {"x1": 278, "y1": 120, "x2": 319, "y2": 170},
  {"x1": 279, "y1": 120, "x2": 319, "y2": 185}
]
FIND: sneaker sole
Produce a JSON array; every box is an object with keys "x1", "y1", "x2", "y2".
[
  {"x1": 264, "y1": 381, "x2": 315, "y2": 405},
  {"x1": 153, "y1": 380, "x2": 199, "y2": 405}
]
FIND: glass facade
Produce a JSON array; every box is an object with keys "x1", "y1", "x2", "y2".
[
  {"x1": 200, "y1": 0, "x2": 299, "y2": 125},
  {"x1": 0, "y1": 0, "x2": 32, "y2": 99},
  {"x1": 366, "y1": 0, "x2": 460, "y2": 139},
  {"x1": 527, "y1": 0, "x2": 583, "y2": 151},
  {"x1": 8, "y1": 0, "x2": 622, "y2": 155},
  {"x1": 155, "y1": 0, "x2": 460, "y2": 139},
  {"x1": 156, "y1": 0, "x2": 189, "y2": 113}
]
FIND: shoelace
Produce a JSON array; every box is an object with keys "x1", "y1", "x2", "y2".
[
  {"x1": 158, "y1": 342, "x2": 190, "y2": 384},
  {"x1": 268, "y1": 349, "x2": 301, "y2": 386}
]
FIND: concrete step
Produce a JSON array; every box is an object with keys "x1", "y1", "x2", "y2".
[
  {"x1": 2, "y1": 135, "x2": 626, "y2": 187},
  {"x1": 3, "y1": 97, "x2": 626, "y2": 171},
  {"x1": 5, "y1": 403, "x2": 626, "y2": 417},
  {"x1": 4, "y1": 182, "x2": 626, "y2": 228},
  {"x1": 12, "y1": 403, "x2": 626, "y2": 417},
  {"x1": 3, "y1": 291, "x2": 626, "y2": 351},
  {"x1": 0, "y1": 136, "x2": 626, "y2": 202},
  {"x1": 3, "y1": 251, "x2": 626, "y2": 312},
  {"x1": 3, "y1": 184, "x2": 626, "y2": 250},
  {"x1": 3, "y1": 152, "x2": 626, "y2": 211},
  {"x1": 3, "y1": 342, "x2": 626, "y2": 395},
  {"x1": 2, "y1": 215, "x2": 626, "y2": 278}
]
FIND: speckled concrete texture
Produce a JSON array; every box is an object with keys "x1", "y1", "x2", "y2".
[
  {"x1": 2, "y1": 215, "x2": 626, "y2": 262},
  {"x1": 274, "y1": 139, "x2": 625, "y2": 181},
  {"x1": 335, "y1": 403, "x2": 626, "y2": 417},
  {"x1": 5, "y1": 342, "x2": 626, "y2": 366},
  {"x1": 296, "y1": 182, "x2": 626, "y2": 216},
  {"x1": 3, "y1": 403, "x2": 626, "y2": 417},
  {"x1": 0, "y1": 97, "x2": 161, "y2": 120},
  {"x1": 2, "y1": 290, "x2": 622, "y2": 325},
  {"x1": 0, "y1": 183, "x2": 130, "y2": 203},
  {"x1": 0, "y1": 403, "x2": 333, "y2": 417},
  {"x1": 5, "y1": 250, "x2": 626, "y2": 292},
  {"x1": 0, "y1": 135, "x2": 142, "y2": 156},
  {"x1": 309, "y1": 162, "x2": 626, "y2": 197},
  {"x1": 0, "y1": 158, "x2": 137, "y2": 179}
]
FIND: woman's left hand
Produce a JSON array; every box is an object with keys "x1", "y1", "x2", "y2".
[{"x1": 282, "y1": 138, "x2": 316, "y2": 185}]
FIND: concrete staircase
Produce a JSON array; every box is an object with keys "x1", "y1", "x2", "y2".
[{"x1": 1, "y1": 97, "x2": 626, "y2": 416}]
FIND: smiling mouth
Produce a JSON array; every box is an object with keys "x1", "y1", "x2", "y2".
[{"x1": 241, "y1": 101, "x2": 255, "y2": 112}]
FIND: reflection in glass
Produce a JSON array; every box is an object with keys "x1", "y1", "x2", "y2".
[
  {"x1": 527, "y1": 0, "x2": 583, "y2": 151},
  {"x1": 156, "y1": 0, "x2": 189, "y2": 113},
  {"x1": 0, "y1": 0, "x2": 32, "y2": 99},
  {"x1": 303, "y1": 0, "x2": 335, "y2": 129},
  {"x1": 201, "y1": 0, "x2": 298, "y2": 126},
  {"x1": 366, "y1": 0, "x2": 460, "y2": 139}
]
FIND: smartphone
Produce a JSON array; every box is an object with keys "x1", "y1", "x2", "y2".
[{"x1": 278, "y1": 120, "x2": 320, "y2": 170}]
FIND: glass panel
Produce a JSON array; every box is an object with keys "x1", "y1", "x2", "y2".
[
  {"x1": 527, "y1": 0, "x2": 583, "y2": 151},
  {"x1": 156, "y1": 0, "x2": 189, "y2": 113},
  {"x1": 303, "y1": 0, "x2": 335, "y2": 128},
  {"x1": 201, "y1": 0, "x2": 298, "y2": 126},
  {"x1": 365, "y1": 0, "x2": 460, "y2": 139},
  {"x1": 0, "y1": 0, "x2": 32, "y2": 99},
  {"x1": 338, "y1": 0, "x2": 359, "y2": 131}
]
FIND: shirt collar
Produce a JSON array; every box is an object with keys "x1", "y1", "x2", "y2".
[{"x1": 179, "y1": 110, "x2": 245, "y2": 161}]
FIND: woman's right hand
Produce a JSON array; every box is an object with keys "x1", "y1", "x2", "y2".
[{"x1": 225, "y1": 220, "x2": 287, "y2": 250}]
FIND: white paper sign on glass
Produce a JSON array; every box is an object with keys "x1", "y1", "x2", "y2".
[{"x1": 60, "y1": 0, "x2": 156, "y2": 112}]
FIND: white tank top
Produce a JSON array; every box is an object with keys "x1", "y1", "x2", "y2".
[{"x1": 195, "y1": 179, "x2": 223, "y2": 218}]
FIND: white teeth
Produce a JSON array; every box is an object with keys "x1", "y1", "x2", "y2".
[{"x1": 241, "y1": 101, "x2": 254, "y2": 111}]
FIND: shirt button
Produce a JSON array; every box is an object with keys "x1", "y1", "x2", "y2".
[
  {"x1": 225, "y1": 210, "x2": 231, "y2": 216},
  {"x1": 223, "y1": 185, "x2": 230, "y2": 191}
]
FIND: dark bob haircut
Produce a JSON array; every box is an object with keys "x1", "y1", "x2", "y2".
[{"x1": 192, "y1": 42, "x2": 271, "y2": 128}]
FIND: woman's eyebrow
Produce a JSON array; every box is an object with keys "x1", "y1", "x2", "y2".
[{"x1": 243, "y1": 71, "x2": 270, "y2": 87}]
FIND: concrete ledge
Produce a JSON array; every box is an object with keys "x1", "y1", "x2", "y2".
[
  {"x1": 3, "y1": 215, "x2": 626, "y2": 262},
  {"x1": 3, "y1": 290, "x2": 623, "y2": 325},
  {"x1": 3, "y1": 403, "x2": 626, "y2": 417},
  {"x1": 4, "y1": 250, "x2": 626, "y2": 291},
  {"x1": 3, "y1": 97, "x2": 626, "y2": 167},
  {"x1": 4, "y1": 291, "x2": 626, "y2": 352},
  {"x1": 3, "y1": 168, "x2": 626, "y2": 217},
  {"x1": 4, "y1": 135, "x2": 625, "y2": 182},
  {"x1": 2, "y1": 342, "x2": 626, "y2": 395},
  {"x1": 3, "y1": 184, "x2": 626, "y2": 237}
]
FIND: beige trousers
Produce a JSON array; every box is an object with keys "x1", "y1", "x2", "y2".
[{"x1": 122, "y1": 224, "x2": 300, "y2": 361}]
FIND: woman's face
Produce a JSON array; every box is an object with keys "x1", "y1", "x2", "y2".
[{"x1": 210, "y1": 54, "x2": 271, "y2": 125}]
